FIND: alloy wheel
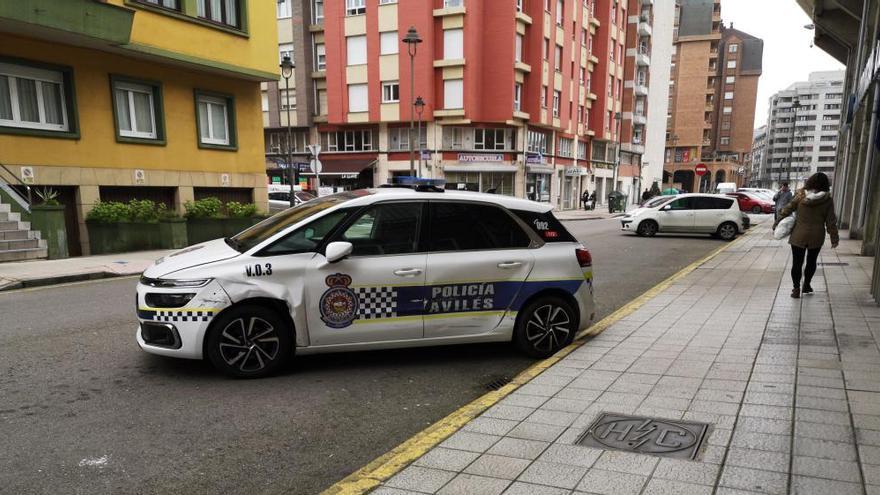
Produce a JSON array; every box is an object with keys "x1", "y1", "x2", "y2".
[
  {"x1": 525, "y1": 304, "x2": 572, "y2": 353},
  {"x1": 719, "y1": 223, "x2": 737, "y2": 240},
  {"x1": 218, "y1": 317, "x2": 281, "y2": 373}
]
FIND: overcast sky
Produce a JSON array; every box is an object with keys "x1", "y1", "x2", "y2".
[{"x1": 720, "y1": 0, "x2": 846, "y2": 129}]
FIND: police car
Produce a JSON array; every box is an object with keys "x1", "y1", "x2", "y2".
[{"x1": 136, "y1": 178, "x2": 596, "y2": 377}]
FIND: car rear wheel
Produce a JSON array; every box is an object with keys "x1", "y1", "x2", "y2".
[
  {"x1": 717, "y1": 222, "x2": 738, "y2": 241},
  {"x1": 637, "y1": 220, "x2": 658, "y2": 237},
  {"x1": 205, "y1": 305, "x2": 293, "y2": 378},
  {"x1": 751, "y1": 205, "x2": 762, "y2": 214},
  {"x1": 514, "y1": 296, "x2": 577, "y2": 358}
]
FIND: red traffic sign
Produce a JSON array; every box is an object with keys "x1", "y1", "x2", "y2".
[{"x1": 695, "y1": 163, "x2": 708, "y2": 176}]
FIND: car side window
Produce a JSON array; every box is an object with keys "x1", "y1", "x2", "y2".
[
  {"x1": 339, "y1": 202, "x2": 422, "y2": 256},
  {"x1": 693, "y1": 197, "x2": 733, "y2": 209},
  {"x1": 428, "y1": 203, "x2": 532, "y2": 251},
  {"x1": 666, "y1": 198, "x2": 693, "y2": 210},
  {"x1": 261, "y1": 210, "x2": 349, "y2": 255}
]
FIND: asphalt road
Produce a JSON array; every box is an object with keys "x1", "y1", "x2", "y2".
[{"x1": 0, "y1": 217, "x2": 730, "y2": 495}]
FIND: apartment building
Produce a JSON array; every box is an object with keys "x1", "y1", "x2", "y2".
[
  {"x1": 267, "y1": 0, "x2": 631, "y2": 210},
  {"x1": 756, "y1": 71, "x2": 845, "y2": 188},
  {"x1": 664, "y1": 0, "x2": 762, "y2": 192},
  {"x1": 746, "y1": 124, "x2": 767, "y2": 186},
  {"x1": 618, "y1": 0, "x2": 653, "y2": 202},
  {"x1": 641, "y1": 0, "x2": 674, "y2": 194},
  {"x1": 0, "y1": 0, "x2": 277, "y2": 255}
]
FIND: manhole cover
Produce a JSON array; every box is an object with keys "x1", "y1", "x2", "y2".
[
  {"x1": 818, "y1": 262, "x2": 849, "y2": 266},
  {"x1": 576, "y1": 413, "x2": 711, "y2": 460}
]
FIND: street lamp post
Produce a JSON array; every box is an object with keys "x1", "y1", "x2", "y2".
[
  {"x1": 280, "y1": 55, "x2": 296, "y2": 207},
  {"x1": 667, "y1": 134, "x2": 679, "y2": 188},
  {"x1": 612, "y1": 111, "x2": 622, "y2": 195},
  {"x1": 787, "y1": 96, "x2": 800, "y2": 187},
  {"x1": 414, "y1": 96, "x2": 425, "y2": 176},
  {"x1": 402, "y1": 27, "x2": 423, "y2": 176}
]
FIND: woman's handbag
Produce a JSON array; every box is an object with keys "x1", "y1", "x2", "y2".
[{"x1": 773, "y1": 213, "x2": 797, "y2": 240}]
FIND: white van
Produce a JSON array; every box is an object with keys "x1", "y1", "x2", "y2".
[{"x1": 716, "y1": 182, "x2": 737, "y2": 194}]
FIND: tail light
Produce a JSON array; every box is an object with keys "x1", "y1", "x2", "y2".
[{"x1": 576, "y1": 248, "x2": 592, "y2": 267}]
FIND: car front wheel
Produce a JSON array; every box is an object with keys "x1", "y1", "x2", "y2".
[
  {"x1": 637, "y1": 220, "x2": 658, "y2": 237},
  {"x1": 514, "y1": 296, "x2": 577, "y2": 358},
  {"x1": 717, "y1": 222, "x2": 738, "y2": 241},
  {"x1": 205, "y1": 305, "x2": 293, "y2": 378}
]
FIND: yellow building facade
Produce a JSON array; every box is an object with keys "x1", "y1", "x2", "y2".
[{"x1": 0, "y1": 0, "x2": 277, "y2": 255}]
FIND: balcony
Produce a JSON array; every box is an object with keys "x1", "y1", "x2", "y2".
[
  {"x1": 514, "y1": 61, "x2": 531, "y2": 73},
  {"x1": 709, "y1": 49, "x2": 718, "y2": 58},
  {"x1": 638, "y1": 21, "x2": 652, "y2": 37},
  {"x1": 702, "y1": 138, "x2": 712, "y2": 146},
  {"x1": 634, "y1": 83, "x2": 648, "y2": 96},
  {"x1": 636, "y1": 51, "x2": 650, "y2": 66},
  {"x1": 0, "y1": 0, "x2": 134, "y2": 46},
  {"x1": 642, "y1": 0, "x2": 653, "y2": 4},
  {"x1": 633, "y1": 113, "x2": 647, "y2": 125}
]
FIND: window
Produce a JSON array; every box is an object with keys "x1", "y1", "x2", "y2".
[
  {"x1": 444, "y1": 29, "x2": 464, "y2": 59},
  {"x1": 379, "y1": 0, "x2": 397, "y2": 3},
  {"x1": 556, "y1": 0, "x2": 564, "y2": 25},
  {"x1": 196, "y1": 0, "x2": 240, "y2": 28},
  {"x1": 315, "y1": 43, "x2": 327, "y2": 70},
  {"x1": 279, "y1": 89, "x2": 296, "y2": 110},
  {"x1": 279, "y1": 43, "x2": 294, "y2": 64},
  {"x1": 347, "y1": 35, "x2": 367, "y2": 65},
  {"x1": 725, "y1": 76, "x2": 735, "y2": 84},
  {"x1": 723, "y1": 106, "x2": 732, "y2": 114},
  {"x1": 543, "y1": 38, "x2": 550, "y2": 58},
  {"x1": 321, "y1": 129, "x2": 375, "y2": 151},
  {"x1": 581, "y1": 28, "x2": 588, "y2": 46},
  {"x1": 633, "y1": 128, "x2": 643, "y2": 144},
  {"x1": 382, "y1": 81, "x2": 399, "y2": 103},
  {"x1": 263, "y1": 210, "x2": 349, "y2": 256},
  {"x1": 558, "y1": 137, "x2": 573, "y2": 157},
  {"x1": 196, "y1": 92, "x2": 233, "y2": 147},
  {"x1": 515, "y1": 34, "x2": 523, "y2": 62},
  {"x1": 579, "y1": 67, "x2": 586, "y2": 85},
  {"x1": 140, "y1": 0, "x2": 179, "y2": 10},
  {"x1": 728, "y1": 43, "x2": 738, "y2": 53},
  {"x1": 666, "y1": 197, "x2": 693, "y2": 210},
  {"x1": 724, "y1": 91, "x2": 733, "y2": 100},
  {"x1": 428, "y1": 203, "x2": 530, "y2": 252},
  {"x1": 552, "y1": 90, "x2": 561, "y2": 117},
  {"x1": 608, "y1": 75, "x2": 613, "y2": 96},
  {"x1": 555, "y1": 46, "x2": 563, "y2": 72},
  {"x1": 444, "y1": 0, "x2": 464, "y2": 6},
  {"x1": 277, "y1": 0, "x2": 291, "y2": 18},
  {"x1": 578, "y1": 104, "x2": 584, "y2": 123},
  {"x1": 444, "y1": 79, "x2": 463, "y2": 109},
  {"x1": 720, "y1": 136, "x2": 730, "y2": 145},
  {"x1": 610, "y1": 0, "x2": 617, "y2": 23},
  {"x1": 340, "y1": 203, "x2": 422, "y2": 256},
  {"x1": 0, "y1": 62, "x2": 70, "y2": 133},
  {"x1": 577, "y1": 140, "x2": 587, "y2": 159},
  {"x1": 693, "y1": 197, "x2": 733, "y2": 209},
  {"x1": 112, "y1": 79, "x2": 160, "y2": 141},
  {"x1": 380, "y1": 31, "x2": 399, "y2": 55},
  {"x1": 514, "y1": 83, "x2": 522, "y2": 111},
  {"x1": 346, "y1": 0, "x2": 366, "y2": 16},
  {"x1": 727, "y1": 60, "x2": 737, "y2": 69},
  {"x1": 475, "y1": 128, "x2": 509, "y2": 150},
  {"x1": 313, "y1": 0, "x2": 324, "y2": 23},
  {"x1": 517, "y1": 0, "x2": 524, "y2": 12},
  {"x1": 389, "y1": 126, "x2": 427, "y2": 150},
  {"x1": 527, "y1": 130, "x2": 549, "y2": 153},
  {"x1": 541, "y1": 85, "x2": 548, "y2": 108},
  {"x1": 348, "y1": 84, "x2": 368, "y2": 112}
]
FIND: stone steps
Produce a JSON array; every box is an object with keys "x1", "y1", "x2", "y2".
[{"x1": 0, "y1": 195, "x2": 47, "y2": 262}]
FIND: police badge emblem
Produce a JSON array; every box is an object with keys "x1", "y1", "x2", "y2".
[{"x1": 319, "y1": 273, "x2": 359, "y2": 328}]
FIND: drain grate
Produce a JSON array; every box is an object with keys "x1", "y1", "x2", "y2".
[
  {"x1": 818, "y1": 262, "x2": 849, "y2": 266},
  {"x1": 484, "y1": 376, "x2": 512, "y2": 391},
  {"x1": 576, "y1": 413, "x2": 711, "y2": 460}
]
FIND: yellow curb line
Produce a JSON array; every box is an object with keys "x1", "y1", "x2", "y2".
[
  {"x1": 321, "y1": 228, "x2": 755, "y2": 495},
  {"x1": 0, "y1": 274, "x2": 141, "y2": 294}
]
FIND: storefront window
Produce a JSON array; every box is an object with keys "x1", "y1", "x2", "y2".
[
  {"x1": 445, "y1": 171, "x2": 514, "y2": 196},
  {"x1": 526, "y1": 173, "x2": 551, "y2": 202}
]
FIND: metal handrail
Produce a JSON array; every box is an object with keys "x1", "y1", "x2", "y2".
[{"x1": 0, "y1": 161, "x2": 32, "y2": 208}]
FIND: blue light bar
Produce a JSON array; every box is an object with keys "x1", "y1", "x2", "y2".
[{"x1": 389, "y1": 176, "x2": 446, "y2": 188}]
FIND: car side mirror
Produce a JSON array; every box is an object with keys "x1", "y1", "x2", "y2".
[
  {"x1": 325, "y1": 241, "x2": 353, "y2": 263},
  {"x1": 661, "y1": 205, "x2": 671, "y2": 211}
]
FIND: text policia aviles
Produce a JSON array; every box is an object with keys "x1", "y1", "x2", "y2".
[{"x1": 428, "y1": 283, "x2": 496, "y2": 314}]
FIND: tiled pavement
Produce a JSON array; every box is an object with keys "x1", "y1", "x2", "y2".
[{"x1": 371, "y1": 224, "x2": 880, "y2": 495}]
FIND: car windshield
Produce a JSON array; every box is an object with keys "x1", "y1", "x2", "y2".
[
  {"x1": 228, "y1": 190, "x2": 371, "y2": 252},
  {"x1": 645, "y1": 196, "x2": 674, "y2": 208}
]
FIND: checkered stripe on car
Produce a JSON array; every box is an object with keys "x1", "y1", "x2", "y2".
[{"x1": 355, "y1": 287, "x2": 397, "y2": 319}]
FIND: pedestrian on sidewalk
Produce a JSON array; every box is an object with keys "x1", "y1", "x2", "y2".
[
  {"x1": 641, "y1": 188, "x2": 651, "y2": 204},
  {"x1": 588, "y1": 191, "x2": 596, "y2": 211},
  {"x1": 773, "y1": 182, "x2": 793, "y2": 220},
  {"x1": 774, "y1": 172, "x2": 839, "y2": 299},
  {"x1": 581, "y1": 190, "x2": 590, "y2": 211}
]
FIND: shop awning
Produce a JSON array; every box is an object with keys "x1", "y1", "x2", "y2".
[{"x1": 301, "y1": 159, "x2": 376, "y2": 176}]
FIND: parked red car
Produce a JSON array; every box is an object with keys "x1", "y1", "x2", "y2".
[{"x1": 726, "y1": 192, "x2": 775, "y2": 214}]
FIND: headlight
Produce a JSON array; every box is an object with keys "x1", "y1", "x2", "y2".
[
  {"x1": 630, "y1": 210, "x2": 643, "y2": 217},
  {"x1": 145, "y1": 292, "x2": 196, "y2": 308},
  {"x1": 140, "y1": 276, "x2": 212, "y2": 288}
]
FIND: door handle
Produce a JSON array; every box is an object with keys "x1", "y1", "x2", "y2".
[
  {"x1": 394, "y1": 268, "x2": 423, "y2": 277},
  {"x1": 497, "y1": 261, "x2": 523, "y2": 269}
]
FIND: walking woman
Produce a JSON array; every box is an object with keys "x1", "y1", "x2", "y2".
[{"x1": 774, "y1": 172, "x2": 839, "y2": 298}]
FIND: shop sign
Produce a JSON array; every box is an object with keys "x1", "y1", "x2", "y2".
[
  {"x1": 458, "y1": 153, "x2": 504, "y2": 163},
  {"x1": 421, "y1": 151, "x2": 432, "y2": 160},
  {"x1": 296, "y1": 162, "x2": 310, "y2": 172},
  {"x1": 340, "y1": 174, "x2": 359, "y2": 179},
  {"x1": 526, "y1": 153, "x2": 545, "y2": 164},
  {"x1": 565, "y1": 166, "x2": 589, "y2": 176}
]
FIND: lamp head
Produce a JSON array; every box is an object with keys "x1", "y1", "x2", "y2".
[{"x1": 280, "y1": 55, "x2": 294, "y2": 79}]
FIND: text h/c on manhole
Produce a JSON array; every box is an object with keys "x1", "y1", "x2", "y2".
[{"x1": 575, "y1": 413, "x2": 711, "y2": 460}]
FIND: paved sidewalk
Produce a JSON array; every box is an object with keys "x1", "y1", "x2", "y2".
[
  {"x1": 0, "y1": 249, "x2": 170, "y2": 291},
  {"x1": 371, "y1": 224, "x2": 880, "y2": 495},
  {"x1": 555, "y1": 205, "x2": 636, "y2": 221}
]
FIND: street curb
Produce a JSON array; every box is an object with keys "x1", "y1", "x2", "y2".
[
  {"x1": 0, "y1": 271, "x2": 134, "y2": 292},
  {"x1": 319, "y1": 227, "x2": 757, "y2": 495}
]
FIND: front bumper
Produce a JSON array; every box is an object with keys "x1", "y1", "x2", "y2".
[
  {"x1": 135, "y1": 280, "x2": 232, "y2": 359},
  {"x1": 620, "y1": 219, "x2": 634, "y2": 231}
]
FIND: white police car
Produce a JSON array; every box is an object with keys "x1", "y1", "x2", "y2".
[{"x1": 136, "y1": 179, "x2": 596, "y2": 377}]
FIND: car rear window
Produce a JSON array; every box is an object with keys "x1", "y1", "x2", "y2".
[{"x1": 512, "y1": 210, "x2": 578, "y2": 242}]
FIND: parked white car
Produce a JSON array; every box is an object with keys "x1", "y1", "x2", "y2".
[
  {"x1": 136, "y1": 183, "x2": 596, "y2": 377},
  {"x1": 620, "y1": 194, "x2": 744, "y2": 240}
]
